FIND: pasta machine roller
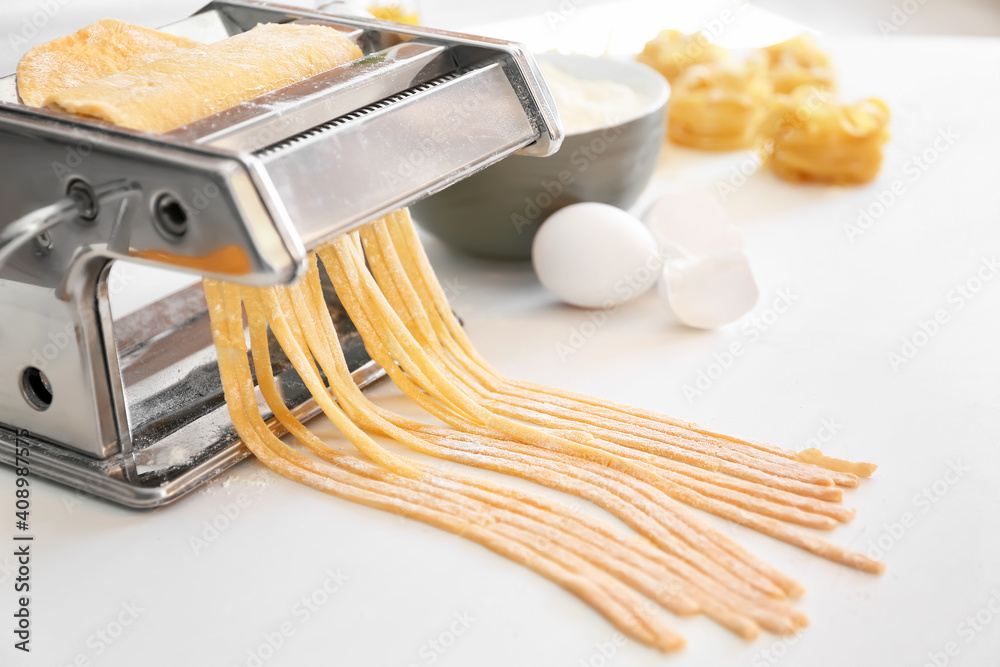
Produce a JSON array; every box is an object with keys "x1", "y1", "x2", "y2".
[{"x1": 0, "y1": 0, "x2": 562, "y2": 506}]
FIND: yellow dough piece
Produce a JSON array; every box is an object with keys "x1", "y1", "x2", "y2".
[
  {"x1": 797, "y1": 449, "x2": 877, "y2": 478},
  {"x1": 637, "y1": 29, "x2": 729, "y2": 84},
  {"x1": 759, "y1": 87, "x2": 890, "y2": 184},
  {"x1": 43, "y1": 22, "x2": 363, "y2": 133},
  {"x1": 367, "y1": 4, "x2": 420, "y2": 24},
  {"x1": 16, "y1": 18, "x2": 200, "y2": 107},
  {"x1": 667, "y1": 61, "x2": 772, "y2": 151},
  {"x1": 754, "y1": 35, "x2": 835, "y2": 95}
]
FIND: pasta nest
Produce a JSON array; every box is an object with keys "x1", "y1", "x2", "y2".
[
  {"x1": 754, "y1": 35, "x2": 835, "y2": 95},
  {"x1": 759, "y1": 87, "x2": 891, "y2": 184},
  {"x1": 667, "y1": 61, "x2": 773, "y2": 150},
  {"x1": 637, "y1": 29, "x2": 729, "y2": 84}
]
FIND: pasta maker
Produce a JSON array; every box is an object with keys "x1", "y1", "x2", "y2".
[{"x1": 0, "y1": 0, "x2": 562, "y2": 506}]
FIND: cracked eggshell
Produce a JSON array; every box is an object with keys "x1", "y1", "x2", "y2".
[
  {"x1": 658, "y1": 250, "x2": 760, "y2": 328},
  {"x1": 643, "y1": 190, "x2": 743, "y2": 257}
]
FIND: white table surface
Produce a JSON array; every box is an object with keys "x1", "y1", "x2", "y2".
[{"x1": 3, "y1": 4, "x2": 1000, "y2": 667}]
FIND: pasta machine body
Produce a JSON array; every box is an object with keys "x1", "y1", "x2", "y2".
[{"x1": 0, "y1": 0, "x2": 562, "y2": 506}]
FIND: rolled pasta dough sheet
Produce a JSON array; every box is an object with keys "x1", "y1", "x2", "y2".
[
  {"x1": 17, "y1": 18, "x2": 200, "y2": 107},
  {"x1": 42, "y1": 22, "x2": 363, "y2": 133}
]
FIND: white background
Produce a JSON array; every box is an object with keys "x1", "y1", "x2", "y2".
[{"x1": 2, "y1": 2, "x2": 1000, "y2": 666}]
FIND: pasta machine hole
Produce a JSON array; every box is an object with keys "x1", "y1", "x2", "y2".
[
  {"x1": 153, "y1": 194, "x2": 189, "y2": 239},
  {"x1": 20, "y1": 367, "x2": 52, "y2": 411}
]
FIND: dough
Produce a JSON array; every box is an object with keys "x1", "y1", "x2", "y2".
[
  {"x1": 42, "y1": 23, "x2": 363, "y2": 133},
  {"x1": 667, "y1": 61, "x2": 772, "y2": 151},
  {"x1": 17, "y1": 18, "x2": 199, "y2": 107},
  {"x1": 759, "y1": 87, "x2": 890, "y2": 184},
  {"x1": 637, "y1": 30, "x2": 728, "y2": 84},
  {"x1": 754, "y1": 35, "x2": 835, "y2": 95}
]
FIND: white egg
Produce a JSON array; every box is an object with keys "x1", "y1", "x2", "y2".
[
  {"x1": 532, "y1": 203, "x2": 661, "y2": 308},
  {"x1": 658, "y1": 250, "x2": 759, "y2": 329},
  {"x1": 643, "y1": 190, "x2": 743, "y2": 257}
]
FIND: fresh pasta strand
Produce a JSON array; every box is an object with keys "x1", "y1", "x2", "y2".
[
  {"x1": 370, "y1": 217, "x2": 849, "y2": 491},
  {"x1": 205, "y1": 277, "x2": 690, "y2": 651},
  {"x1": 277, "y1": 261, "x2": 793, "y2": 637},
  {"x1": 250, "y1": 271, "x2": 702, "y2": 625},
  {"x1": 207, "y1": 242, "x2": 817, "y2": 640},
  {"x1": 352, "y1": 210, "x2": 883, "y2": 575},
  {"x1": 251, "y1": 251, "x2": 809, "y2": 637},
  {"x1": 323, "y1": 234, "x2": 817, "y2": 599},
  {"x1": 200, "y1": 200, "x2": 882, "y2": 644}
]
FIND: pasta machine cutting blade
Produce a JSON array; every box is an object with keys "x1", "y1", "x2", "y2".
[{"x1": 0, "y1": 0, "x2": 563, "y2": 506}]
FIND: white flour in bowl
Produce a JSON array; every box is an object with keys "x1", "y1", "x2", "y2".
[{"x1": 539, "y1": 62, "x2": 651, "y2": 134}]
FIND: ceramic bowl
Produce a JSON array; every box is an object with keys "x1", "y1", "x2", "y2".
[{"x1": 411, "y1": 52, "x2": 669, "y2": 260}]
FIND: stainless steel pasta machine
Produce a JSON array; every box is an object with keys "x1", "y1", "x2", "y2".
[{"x1": 0, "y1": 0, "x2": 562, "y2": 506}]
